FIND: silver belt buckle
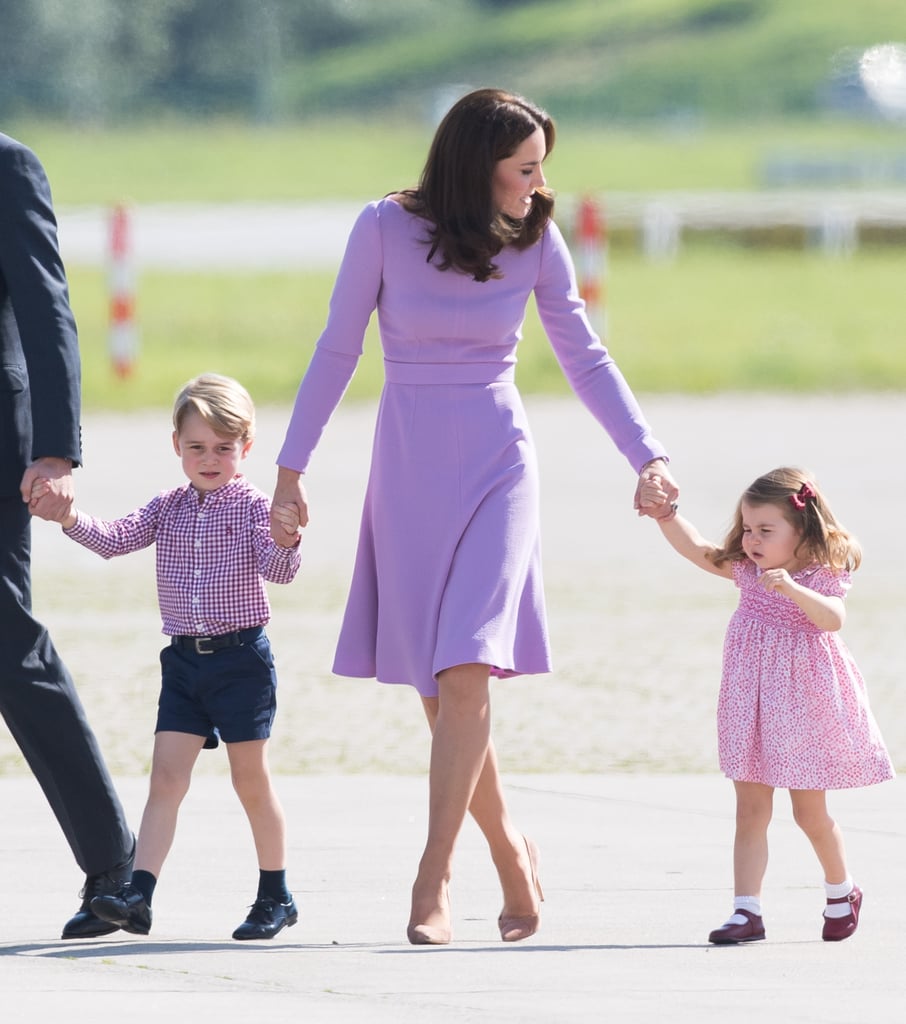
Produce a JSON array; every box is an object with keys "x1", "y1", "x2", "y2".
[{"x1": 194, "y1": 636, "x2": 215, "y2": 655}]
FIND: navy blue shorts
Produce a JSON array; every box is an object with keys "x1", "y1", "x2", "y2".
[{"x1": 157, "y1": 627, "x2": 277, "y2": 744}]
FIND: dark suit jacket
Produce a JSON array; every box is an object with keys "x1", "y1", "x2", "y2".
[{"x1": 0, "y1": 132, "x2": 81, "y2": 498}]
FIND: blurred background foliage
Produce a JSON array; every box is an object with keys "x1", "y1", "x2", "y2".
[
  {"x1": 1, "y1": 0, "x2": 903, "y2": 125},
  {"x1": 4, "y1": 0, "x2": 906, "y2": 406}
]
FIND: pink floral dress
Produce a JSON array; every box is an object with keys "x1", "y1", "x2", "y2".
[{"x1": 718, "y1": 560, "x2": 894, "y2": 790}]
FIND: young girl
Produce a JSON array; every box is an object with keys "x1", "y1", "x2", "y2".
[
  {"x1": 32, "y1": 374, "x2": 303, "y2": 941},
  {"x1": 643, "y1": 466, "x2": 894, "y2": 944}
]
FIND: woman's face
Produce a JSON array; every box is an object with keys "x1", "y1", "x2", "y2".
[{"x1": 491, "y1": 125, "x2": 547, "y2": 220}]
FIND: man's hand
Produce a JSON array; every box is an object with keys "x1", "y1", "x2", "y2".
[{"x1": 21, "y1": 457, "x2": 74, "y2": 522}]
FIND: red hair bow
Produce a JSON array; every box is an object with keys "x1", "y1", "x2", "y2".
[{"x1": 789, "y1": 481, "x2": 816, "y2": 511}]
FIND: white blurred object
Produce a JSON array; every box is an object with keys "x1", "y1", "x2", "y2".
[{"x1": 859, "y1": 42, "x2": 906, "y2": 116}]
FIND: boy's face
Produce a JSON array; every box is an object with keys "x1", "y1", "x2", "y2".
[{"x1": 172, "y1": 411, "x2": 252, "y2": 494}]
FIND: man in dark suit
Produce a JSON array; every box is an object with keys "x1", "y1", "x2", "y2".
[{"x1": 0, "y1": 132, "x2": 134, "y2": 938}]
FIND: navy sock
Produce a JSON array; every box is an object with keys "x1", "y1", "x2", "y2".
[
  {"x1": 131, "y1": 869, "x2": 157, "y2": 906},
  {"x1": 258, "y1": 869, "x2": 290, "y2": 903}
]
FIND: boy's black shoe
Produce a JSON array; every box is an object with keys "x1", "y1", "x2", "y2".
[
  {"x1": 90, "y1": 882, "x2": 152, "y2": 935},
  {"x1": 232, "y1": 895, "x2": 298, "y2": 940}
]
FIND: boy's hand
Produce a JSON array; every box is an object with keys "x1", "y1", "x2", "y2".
[
  {"x1": 271, "y1": 468, "x2": 309, "y2": 545},
  {"x1": 29, "y1": 477, "x2": 52, "y2": 503},
  {"x1": 22, "y1": 457, "x2": 75, "y2": 522},
  {"x1": 271, "y1": 502, "x2": 301, "y2": 548}
]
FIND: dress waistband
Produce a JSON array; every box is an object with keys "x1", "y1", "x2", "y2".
[{"x1": 383, "y1": 360, "x2": 516, "y2": 385}]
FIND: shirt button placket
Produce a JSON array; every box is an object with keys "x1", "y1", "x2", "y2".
[{"x1": 193, "y1": 506, "x2": 205, "y2": 632}]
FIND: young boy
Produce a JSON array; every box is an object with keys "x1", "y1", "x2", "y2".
[{"x1": 34, "y1": 373, "x2": 302, "y2": 940}]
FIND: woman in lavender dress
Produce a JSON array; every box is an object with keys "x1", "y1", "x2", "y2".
[{"x1": 271, "y1": 88, "x2": 678, "y2": 945}]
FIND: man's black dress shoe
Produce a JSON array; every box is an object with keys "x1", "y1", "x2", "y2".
[
  {"x1": 61, "y1": 841, "x2": 136, "y2": 940},
  {"x1": 232, "y1": 895, "x2": 298, "y2": 940},
  {"x1": 90, "y1": 882, "x2": 152, "y2": 935}
]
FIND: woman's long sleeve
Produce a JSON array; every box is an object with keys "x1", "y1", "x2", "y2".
[
  {"x1": 534, "y1": 221, "x2": 668, "y2": 473},
  {"x1": 277, "y1": 203, "x2": 384, "y2": 473}
]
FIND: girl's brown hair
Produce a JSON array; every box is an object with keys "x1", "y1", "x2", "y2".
[
  {"x1": 398, "y1": 87, "x2": 555, "y2": 282},
  {"x1": 712, "y1": 466, "x2": 861, "y2": 572}
]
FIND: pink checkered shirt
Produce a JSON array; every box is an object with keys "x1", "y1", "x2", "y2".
[{"x1": 64, "y1": 475, "x2": 300, "y2": 636}]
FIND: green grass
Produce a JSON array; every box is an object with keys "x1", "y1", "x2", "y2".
[
  {"x1": 607, "y1": 245, "x2": 904, "y2": 391},
  {"x1": 11, "y1": 116, "x2": 905, "y2": 204},
  {"x1": 69, "y1": 244, "x2": 906, "y2": 410},
  {"x1": 16, "y1": 120, "x2": 432, "y2": 205},
  {"x1": 278, "y1": 0, "x2": 906, "y2": 121}
]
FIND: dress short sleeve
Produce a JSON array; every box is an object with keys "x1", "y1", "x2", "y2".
[{"x1": 801, "y1": 565, "x2": 851, "y2": 599}]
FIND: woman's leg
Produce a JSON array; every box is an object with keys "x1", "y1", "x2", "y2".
[
  {"x1": 408, "y1": 663, "x2": 491, "y2": 941},
  {"x1": 226, "y1": 738, "x2": 286, "y2": 870},
  {"x1": 134, "y1": 731, "x2": 205, "y2": 877},
  {"x1": 732, "y1": 781, "x2": 774, "y2": 897},
  {"x1": 412, "y1": 670, "x2": 541, "y2": 941},
  {"x1": 789, "y1": 789, "x2": 847, "y2": 883}
]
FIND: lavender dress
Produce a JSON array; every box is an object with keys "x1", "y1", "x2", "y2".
[{"x1": 278, "y1": 197, "x2": 666, "y2": 696}]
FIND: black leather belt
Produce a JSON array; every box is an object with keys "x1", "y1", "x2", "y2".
[{"x1": 171, "y1": 626, "x2": 264, "y2": 656}]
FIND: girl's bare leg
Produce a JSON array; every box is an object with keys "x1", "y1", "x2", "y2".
[
  {"x1": 732, "y1": 781, "x2": 774, "y2": 897},
  {"x1": 789, "y1": 789, "x2": 847, "y2": 883}
]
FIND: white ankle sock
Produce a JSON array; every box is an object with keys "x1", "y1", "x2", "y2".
[
  {"x1": 823, "y1": 878, "x2": 855, "y2": 918},
  {"x1": 725, "y1": 895, "x2": 761, "y2": 925}
]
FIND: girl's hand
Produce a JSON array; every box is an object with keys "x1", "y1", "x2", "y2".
[
  {"x1": 758, "y1": 566, "x2": 846, "y2": 630},
  {"x1": 638, "y1": 477, "x2": 668, "y2": 510},
  {"x1": 634, "y1": 459, "x2": 679, "y2": 520},
  {"x1": 758, "y1": 567, "x2": 795, "y2": 596},
  {"x1": 271, "y1": 502, "x2": 301, "y2": 547}
]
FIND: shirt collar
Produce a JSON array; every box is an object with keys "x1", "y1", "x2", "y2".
[{"x1": 188, "y1": 473, "x2": 245, "y2": 505}]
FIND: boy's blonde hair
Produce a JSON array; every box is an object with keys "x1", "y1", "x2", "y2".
[
  {"x1": 713, "y1": 466, "x2": 861, "y2": 573},
  {"x1": 172, "y1": 373, "x2": 255, "y2": 442}
]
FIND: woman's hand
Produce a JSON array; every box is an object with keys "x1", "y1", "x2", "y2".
[
  {"x1": 634, "y1": 458, "x2": 679, "y2": 520},
  {"x1": 271, "y1": 466, "x2": 309, "y2": 544}
]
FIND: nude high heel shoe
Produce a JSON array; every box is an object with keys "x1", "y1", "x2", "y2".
[
  {"x1": 407, "y1": 920, "x2": 452, "y2": 945},
  {"x1": 498, "y1": 836, "x2": 544, "y2": 942},
  {"x1": 407, "y1": 884, "x2": 452, "y2": 946}
]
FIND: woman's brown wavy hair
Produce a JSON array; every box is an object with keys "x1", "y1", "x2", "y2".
[
  {"x1": 398, "y1": 87, "x2": 555, "y2": 282},
  {"x1": 712, "y1": 466, "x2": 861, "y2": 572}
]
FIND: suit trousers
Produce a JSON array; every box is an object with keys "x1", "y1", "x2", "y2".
[{"x1": 0, "y1": 494, "x2": 132, "y2": 876}]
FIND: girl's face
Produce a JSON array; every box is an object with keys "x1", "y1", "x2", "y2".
[
  {"x1": 491, "y1": 125, "x2": 547, "y2": 220},
  {"x1": 740, "y1": 501, "x2": 806, "y2": 572},
  {"x1": 172, "y1": 411, "x2": 251, "y2": 496}
]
